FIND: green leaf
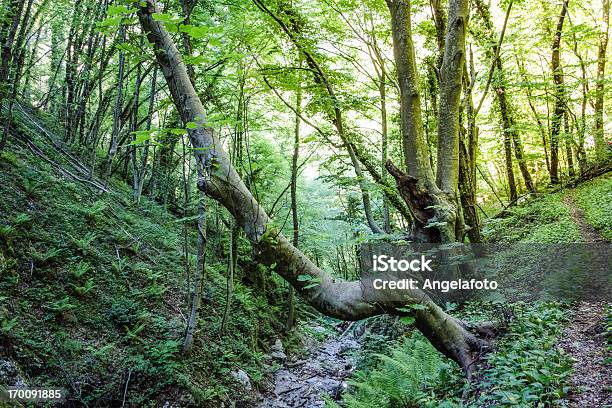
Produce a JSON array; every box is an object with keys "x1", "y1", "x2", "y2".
[
  {"x1": 169, "y1": 128, "x2": 187, "y2": 135},
  {"x1": 107, "y1": 5, "x2": 130, "y2": 17},
  {"x1": 400, "y1": 316, "x2": 416, "y2": 325},
  {"x1": 297, "y1": 274, "x2": 313, "y2": 282},
  {"x1": 130, "y1": 130, "x2": 154, "y2": 145}
]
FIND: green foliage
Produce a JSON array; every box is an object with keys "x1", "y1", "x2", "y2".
[
  {"x1": 71, "y1": 278, "x2": 96, "y2": 297},
  {"x1": 22, "y1": 174, "x2": 44, "y2": 197},
  {"x1": 82, "y1": 200, "x2": 107, "y2": 224},
  {"x1": 339, "y1": 333, "x2": 460, "y2": 408},
  {"x1": 1, "y1": 316, "x2": 18, "y2": 337},
  {"x1": 473, "y1": 302, "x2": 572, "y2": 406},
  {"x1": 483, "y1": 192, "x2": 581, "y2": 243},
  {"x1": 71, "y1": 260, "x2": 91, "y2": 278},
  {"x1": 32, "y1": 246, "x2": 63, "y2": 265},
  {"x1": 46, "y1": 296, "x2": 76, "y2": 315},
  {"x1": 111, "y1": 256, "x2": 129, "y2": 274},
  {"x1": 106, "y1": 297, "x2": 142, "y2": 330},
  {"x1": 297, "y1": 274, "x2": 323, "y2": 289},
  {"x1": 69, "y1": 231, "x2": 97, "y2": 255},
  {"x1": 0, "y1": 151, "x2": 19, "y2": 165},
  {"x1": 573, "y1": 174, "x2": 612, "y2": 240}
]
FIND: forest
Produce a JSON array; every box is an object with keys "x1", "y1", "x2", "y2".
[{"x1": 0, "y1": 0, "x2": 610, "y2": 406}]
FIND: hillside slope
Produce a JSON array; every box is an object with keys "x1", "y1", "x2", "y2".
[{"x1": 0, "y1": 105, "x2": 287, "y2": 406}]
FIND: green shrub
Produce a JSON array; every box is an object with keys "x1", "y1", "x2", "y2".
[
  {"x1": 474, "y1": 302, "x2": 572, "y2": 406},
  {"x1": 106, "y1": 297, "x2": 142, "y2": 329}
]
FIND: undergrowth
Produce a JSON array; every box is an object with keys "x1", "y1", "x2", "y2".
[
  {"x1": 0, "y1": 107, "x2": 289, "y2": 406},
  {"x1": 482, "y1": 192, "x2": 581, "y2": 243},
  {"x1": 337, "y1": 173, "x2": 612, "y2": 407},
  {"x1": 573, "y1": 173, "x2": 612, "y2": 240}
]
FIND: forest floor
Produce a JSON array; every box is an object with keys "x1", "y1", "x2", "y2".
[
  {"x1": 261, "y1": 181, "x2": 612, "y2": 408},
  {"x1": 1, "y1": 105, "x2": 610, "y2": 407},
  {"x1": 558, "y1": 194, "x2": 611, "y2": 407},
  {"x1": 258, "y1": 323, "x2": 360, "y2": 407}
]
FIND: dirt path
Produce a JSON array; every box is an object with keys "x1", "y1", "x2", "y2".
[
  {"x1": 563, "y1": 195, "x2": 607, "y2": 243},
  {"x1": 559, "y1": 194, "x2": 611, "y2": 407},
  {"x1": 258, "y1": 326, "x2": 360, "y2": 408}
]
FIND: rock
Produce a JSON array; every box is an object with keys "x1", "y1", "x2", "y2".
[
  {"x1": 0, "y1": 360, "x2": 27, "y2": 387},
  {"x1": 312, "y1": 326, "x2": 326, "y2": 333},
  {"x1": 231, "y1": 369, "x2": 252, "y2": 391},
  {"x1": 270, "y1": 351, "x2": 287, "y2": 361},
  {"x1": 270, "y1": 339, "x2": 284, "y2": 353}
]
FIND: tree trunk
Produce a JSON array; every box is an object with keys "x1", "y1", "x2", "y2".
[
  {"x1": 369, "y1": 38, "x2": 391, "y2": 233},
  {"x1": 0, "y1": 0, "x2": 34, "y2": 152},
  {"x1": 594, "y1": 0, "x2": 610, "y2": 161},
  {"x1": 0, "y1": 0, "x2": 25, "y2": 152},
  {"x1": 104, "y1": 24, "x2": 126, "y2": 184},
  {"x1": 564, "y1": 112, "x2": 575, "y2": 178},
  {"x1": 473, "y1": 0, "x2": 534, "y2": 196},
  {"x1": 387, "y1": 0, "x2": 436, "y2": 190},
  {"x1": 459, "y1": 52, "x2": 482, "y2": 243},
  {"x1": 183, "y1": 174, "x2": 207, "y2": 354},
  {"x1": 136, "y1": 0, "x2": 491, "y2": 374},
  {"x1": 287, "y1": 54, "x2": 301, "y2": 331},
  {"x1": 134, "y1": 66, "x2": 157, "y2": 203},
  {"x1": 550, "y1": 0, "x2": 569, "y2": 184}
]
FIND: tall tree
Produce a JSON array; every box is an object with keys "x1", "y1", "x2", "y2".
[
  {"x1": 0, "y1": 0, "x2": 26, "y2": 152},
  {"x1": 594, "y1": 0, "x2": 610, "y2": 160},
  {"x1": 287, "y1": 55, "x2": 301, "y2": 331},
  {"x1": 473, "y1": 0, "x2": 535, "y2": 197},
  {"x1": 549, "y1": 0, "x2": 569, "y2": 184},
  {"x1": 104, "y1": 24, "x2": 126, "y2": 184},
  {"x1": 136, "y1": 0, "x2": 492, "y2": 374}
]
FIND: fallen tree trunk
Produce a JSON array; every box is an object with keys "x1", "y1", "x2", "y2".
[{"x1": 136, "y1": 0, "x2": 491, "y2": 374}]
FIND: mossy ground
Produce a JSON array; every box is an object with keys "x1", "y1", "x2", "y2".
[{"x1": 0, "y1": 107, "x2": 291, "y2": 406}]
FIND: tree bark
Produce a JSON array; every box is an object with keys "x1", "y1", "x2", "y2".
[
  {"x1": 287, "y1": 56, "x2": 301, "y2": 331},
  {"x1": 0, "y1": 0, "x2": 25, "y2": 152},
  {"x1": 0, "y1": 0, "x2": 34, "y2": 152},
  {"x1": 550, "y1": 0, "x2": 569, "y2": 184},
  {"x1": 183, "y1": 175, "x2": 207, "y2": 354},
  {"x1": 594, "y1": 0, "x2": 609, "y2": 161},
  {"x1": 369, "y1": 37, "x2": 391, "y2": 233},
  {"x1": 564, "y1": 112, "x2": 575, "y2": 178},
  {"x1": 104, "y1": 24, "x2": 126, "y2": 184},
  {"x1": 136, "y1": 0, "x2": 490, "y2": 373},
  {"x1": 386, "y1": 0, "x2": 436, "y2": 190}
]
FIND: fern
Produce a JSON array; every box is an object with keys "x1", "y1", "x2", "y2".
[
  {"x1": 342, "y1": 334, "x2": 458, "y2": 408},
  {"x1": 32, "y1": 247, "x2": 63, "y2": 265},
  {"x1": 70, "y1": 232, "x2": 97, "y2": 255},
  {"x1": 83, "y1": 200, "x2": 107, "y2": 223},
  {"x1": 71, "y1": 278, "x2": 96, "y2": 296},
  {"x1": 72, "y1": 260, "x2": 91, "y2": 278}
]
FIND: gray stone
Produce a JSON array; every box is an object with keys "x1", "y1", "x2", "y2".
[
  {"x1": 0, "y1": 360, "x2": 27, "y2": 387},
  {"x1": 230, "y1": 369, "x2": 252, "y2": 391},
  {"x1": 270, "y1": 339, "x2": 284, "y2": 353},
  {"x1": 270, "y1": 351, "x2": 287, "y2": 361}
]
